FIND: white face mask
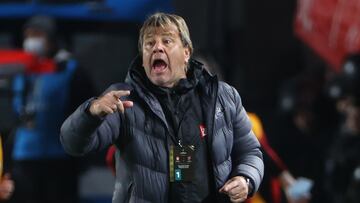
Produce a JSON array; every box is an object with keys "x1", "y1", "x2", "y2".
[{"x1": 23, "y1": 37, "x2": 46, "y2": 57}]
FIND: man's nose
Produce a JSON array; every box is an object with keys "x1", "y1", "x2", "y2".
[{"x1": 153, "y1": 41, "x2": 164, "y2": 53}]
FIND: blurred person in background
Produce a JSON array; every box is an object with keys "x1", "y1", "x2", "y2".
[
  {"x1": 273, "y1": 69, "x2": 338, "y2": 203},
  {"x1": 0, "y1": 134, "x2": 14, "y2": 202},
  {"x1": 323, "y1": 57, "x2": 360, "y2": 203},
  {"x1": 9, "y1": 15, "x2": 94, "y2": 203},
  {"x1": 60, "y1": 12, "x2": 264, "y2": 203},
  {"x1": 0, "y1": 174, "x2": 14, "y2": 201},
  {"x1": 247, "y1": 113, "x2": 313, "y2": 203}
]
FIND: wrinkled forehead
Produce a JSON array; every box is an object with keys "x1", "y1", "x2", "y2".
[{"x1": 143, "y1": 23, "x2": 180, "y2": 39}]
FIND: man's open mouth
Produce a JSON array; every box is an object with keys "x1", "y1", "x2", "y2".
[{"x1": 152, "y1": 59, "x2": 168, "y2": 73}]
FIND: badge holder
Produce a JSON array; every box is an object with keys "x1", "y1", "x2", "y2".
[{"x1": 169, "y1": 145, "x2": 195, "y2": 182}]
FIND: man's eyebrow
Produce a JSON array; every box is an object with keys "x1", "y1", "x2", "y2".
[
  {"x1": 161, "y1": 32, "x2": 176, "y2": 37},
  {"x1": 144, "y1": 31, "x2": 176, "y2": 38}
]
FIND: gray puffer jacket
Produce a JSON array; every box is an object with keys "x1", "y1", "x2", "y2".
[{"x1": 60, "y1": 57, "x2": 264, "y2": 203}]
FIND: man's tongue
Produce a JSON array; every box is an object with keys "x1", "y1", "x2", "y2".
[{"x1": 153, "y1": 61, "x2": 167, "y2": 73}]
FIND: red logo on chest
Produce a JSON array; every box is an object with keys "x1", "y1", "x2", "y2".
[{"x1": 199, "y1": 124, "x2": 206, "y2": 139}]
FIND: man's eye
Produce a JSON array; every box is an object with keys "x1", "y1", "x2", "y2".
[
  {"x1": 164, "y1": 39, "x2": 172, "y2": 44},
  {"x1": 145, "y1": 41, "x2": 154, "y2": 47}
]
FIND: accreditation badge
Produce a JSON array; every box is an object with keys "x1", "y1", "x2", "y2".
[{"x1": 169, "y1": 145, "x2": 195, "y2": 182}]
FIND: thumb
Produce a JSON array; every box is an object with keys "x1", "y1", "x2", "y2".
[
  {"x1": 122, "y1": 101, "x2": 133, "y2": 109},
  {"x1": 219, "y1": 176, "x2": 238, "y2": 194},
  {"x1": 219, "y1": 181, "x2": 229, "y2": 194}
]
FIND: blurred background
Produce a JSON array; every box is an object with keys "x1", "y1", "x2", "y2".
[{"x1": 0, "y1": 0, "x2": 360, "y2": 203}]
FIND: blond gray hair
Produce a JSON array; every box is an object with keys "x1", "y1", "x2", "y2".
[{"x1": 138, "y1": 12, "x2": 193, "y2": 55}]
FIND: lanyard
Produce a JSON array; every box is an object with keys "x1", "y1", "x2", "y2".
[
  {"x1": 164, "y1": 89, "x2": 203, "y2": 148},
  {"x1": 165, "y1": 91, "x2": 185, "y2": 147}
]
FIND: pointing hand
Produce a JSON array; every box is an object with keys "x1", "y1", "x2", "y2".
[{"x1": 89, "y1": 90, "x2": 133, "y2": 117}]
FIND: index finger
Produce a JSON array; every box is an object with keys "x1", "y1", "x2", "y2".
[{"x1": 112, "y1": 90, "x2": 131, "y2": 98}]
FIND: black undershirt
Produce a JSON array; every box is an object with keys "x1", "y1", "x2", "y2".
[{"x1": 150, "y1": 78, "x2": 215, "y2": 203}]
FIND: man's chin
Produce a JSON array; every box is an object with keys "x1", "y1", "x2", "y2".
[{"x1": 150, "y1": 78, "x2": 172, "y2": 88}]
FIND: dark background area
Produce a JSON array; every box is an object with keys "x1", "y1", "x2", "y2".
[{"x1": 174, "y1": 0, "x2": 321, "y2": 128}]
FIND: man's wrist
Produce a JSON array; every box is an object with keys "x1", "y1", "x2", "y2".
[
  {"x1": 84, "y1": 97, "x2": 97, "y2": 116},
  {"x1": 242, "y1": 176, "x2": 254, "y2": 196}
]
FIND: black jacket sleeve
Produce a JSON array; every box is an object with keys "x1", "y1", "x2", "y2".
[{"x1": 60, "y1": 98, "x2": 121, "y2": 156}]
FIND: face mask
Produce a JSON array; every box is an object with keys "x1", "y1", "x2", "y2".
[{"x1": 23, "y1": 37, "x2": 46, "y2": 57}]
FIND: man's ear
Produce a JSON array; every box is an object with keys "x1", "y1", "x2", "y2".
[
  {"x1": 184, "y1": 47, "x2": 190, "y2": 63},
  {"x1": 141, "y1": 53, "x2": 145, "y2": 67}
]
